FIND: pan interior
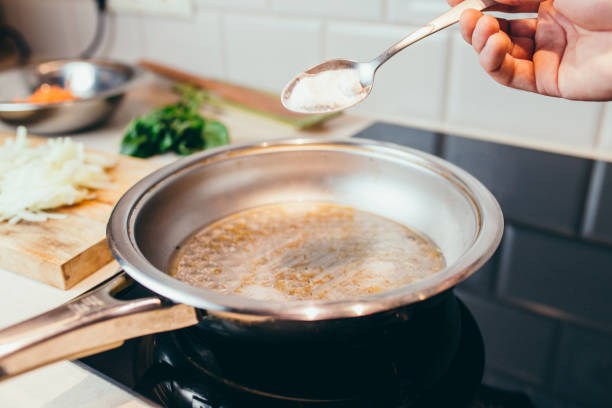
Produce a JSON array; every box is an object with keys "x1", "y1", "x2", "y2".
[
  {"x1": 132, "y1": 144, "x2": 480, "y2": 286},
  {"x1": 168, "y1": 201, "x2": 447, "y2": 301}
]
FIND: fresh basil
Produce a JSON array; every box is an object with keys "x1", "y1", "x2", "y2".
[{"x1": 120, "y1": 88, "x2": 229, "y2": 158}]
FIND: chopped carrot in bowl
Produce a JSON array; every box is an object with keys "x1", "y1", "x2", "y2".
[{"x1": 15, "y1": 84, "x2": 79, "y2": 104}]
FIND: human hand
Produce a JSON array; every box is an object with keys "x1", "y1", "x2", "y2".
[{"x1": 447, "y1": 0, "x2": 612, "y2": 101}]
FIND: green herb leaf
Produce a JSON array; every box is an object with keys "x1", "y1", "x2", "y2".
[
  {"x1": 203, "y1": 121, "x2": 230, "y2": 148},
  {"x1": 120, "y1": 88, "x2": 229, "y2": 158}
]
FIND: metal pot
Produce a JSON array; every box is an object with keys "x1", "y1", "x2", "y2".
[{"x1": 0, "y1": 138, "x2": 503, "y2": 381}]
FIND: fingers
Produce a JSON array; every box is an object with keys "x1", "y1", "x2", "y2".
[
  {"x1": 478, "y1": 30, "x2": 533, "y2": 72},
  {"x1": 480, "y1": 33, "x2": 537, "y2": 92},
  {"x1": 488, "y1": 55, "x2": 538, "y2": 93},
  {"x1": 510, "y1": 36, "x2": 534, "y2": 60},
  {"x1": 497, "y1": 18, "x2": 536, "y2": 59},
  {"x1": 461, "y1": 11, "x2": 537, "y2": 56},
  {"x1": 479, "y1": 32, "x2": 512, "y2": 72},
  {"x1": 459, "y1": 9, "x2": 481, "y2": 44},
  {"x1": 472, "y1": 14, "x2": 502, "y2": 52},
  {"x1": 459, "y1": 12, "x2": 537, "y2": 47},
  {"x1": 460, "y1": 11, "x2": 538, "y2": 93},
  {"x1": 508, "y1": 18, "x2": 538, "y2": 37},
  {"x1": 532, "y1": 2, "x2": 566, "y2": 96}
]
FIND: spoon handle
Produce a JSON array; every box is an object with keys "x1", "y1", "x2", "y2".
[{"x1": 374, "y1": 0, "x2": 497, "y2": 66}]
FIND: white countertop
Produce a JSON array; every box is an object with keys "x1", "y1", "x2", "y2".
[{"x1": 0, "y1": 81, "x2": 372, "y2": 407}]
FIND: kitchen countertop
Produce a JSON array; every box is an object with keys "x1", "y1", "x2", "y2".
[{"x1": 0, "y1": 79, "x2": 373, "y2": 407}]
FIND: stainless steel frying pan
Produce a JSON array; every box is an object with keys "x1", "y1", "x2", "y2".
[{"x1": 0, "y1": 138, "x2": 503, "y2": 381}]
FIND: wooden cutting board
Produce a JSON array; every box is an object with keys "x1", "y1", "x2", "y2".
[{"x1": 0, "y1": 133, "x2": 161, "y2": 289}]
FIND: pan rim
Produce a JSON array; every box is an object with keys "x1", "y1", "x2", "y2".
[{"x1": 107, "y1": 137, "x2": 503, "y2": 321}]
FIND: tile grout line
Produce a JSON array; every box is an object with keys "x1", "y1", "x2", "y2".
[
  {"x1": 577, "y1": 160, "x2": 602, "y2": 241},
  {"x1": 593, "y1": 103, "x2": 608, "y2": 149},
  {"x1": 97, "y1": 12, "x2": 115, "y2": 58},
  {"x1": 545, "y1": 321, "x2": 567, "y2": 389},
  {"x1": 382, "y1": 0, "x2": 389, "y2": 22},
  {"x1": 134, "y1": 14, "x2": 147, "y2": 62},
  {"x1": 439, "y1": 30, "x2": 456, "y2": 125},
  {"x1": 217, "y1": 9, "x2": 229, "y2": 80},
  {"x1": 320, "y1": 19, "x2": 328, "y2": 61}
]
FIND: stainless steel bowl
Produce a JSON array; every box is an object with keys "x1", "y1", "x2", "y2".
[{"x1": 0, "y1": 59, "x2": 142, "y2": 134}]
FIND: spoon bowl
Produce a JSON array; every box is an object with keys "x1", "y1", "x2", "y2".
[
  {"x1": 281, "y1": 0, "x2": 495, "y2": 114},
  {"x1": 281, "y1": 59, "x2": 374, "y2": 114}
]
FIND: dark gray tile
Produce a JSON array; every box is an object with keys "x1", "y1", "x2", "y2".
[
  {"x1": 553, "y1": 324, "x2": 612, "y2": 408},
  {"x1": 457, "y1": 249, "x2": 499, "y2": 295},
  {"x1": 529, "y1": 392, "x2": 586, "y2": 408},
  {"x1": 582, "y1": 161, "x2": 612, "y2": 246},
  {"x1": 483, "y1": 370, "x2": 587, "y2": 408},
  {"x1": 351, "y1": 122, "x2": 440, "y2": 154},
  {"x1": 483, "y1": 369, "x2": 529, "y2": 393},
  {"x1": 457, "y1": 291, "x2": 558, "y2": 385},
  {"x1": 497, "y1": 226, "x2": 612, "y2": 331},
  {"x1": 442, "y1": 136, "x2": 592, "y2": 235}
]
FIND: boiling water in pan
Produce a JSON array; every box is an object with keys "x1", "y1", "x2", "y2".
[{"x1": 170, "y1": 202, "x2": 445, "y2": 301}]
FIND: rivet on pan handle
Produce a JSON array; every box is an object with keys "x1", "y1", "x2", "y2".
[{"x1": 0, "y1": 272, "x2": 199, "y2": 381}]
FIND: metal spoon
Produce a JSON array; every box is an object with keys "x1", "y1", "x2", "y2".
[{"x1": 282, "y1": 0, "x2": 496, "y2": 114}]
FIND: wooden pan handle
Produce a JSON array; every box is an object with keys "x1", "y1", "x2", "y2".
[{"x1": 0, "y1": 273, "x2": 199, "y2": 381}]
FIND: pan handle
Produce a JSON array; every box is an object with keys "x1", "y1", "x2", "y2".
[{"x1": 0, "y1": 272, "x2": 199, "y2": 381}]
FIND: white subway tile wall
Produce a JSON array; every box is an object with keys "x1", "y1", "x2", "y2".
[
  {"x1": 0, "y1": 0, "x2": 608, "y2": 152},
  {"x1": 387, "y1": 0, "x2": 448, "y2": 23},
  {"x1": 225, "y1": 15, "x2": 322, "y2": 92},
  {"x1": 141, "y1": 12, "x2": 225, "y2": 78},
  {"x1": 196, "y1": 0, "x2": 268, "y2": 10},
  {"x1": 326, "y1": 22, "x2": 447, "y2": 120},
  {"x1": 270, "y1": 0, "x2": 383, "y2": 20},
  {"x1": 98, "y1": 13, "x2": 146, "y2": 63}
]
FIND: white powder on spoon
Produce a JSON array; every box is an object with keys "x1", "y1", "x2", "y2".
[{"x1": 284, "y1": 69, "x2": 365, "y2": 113}]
